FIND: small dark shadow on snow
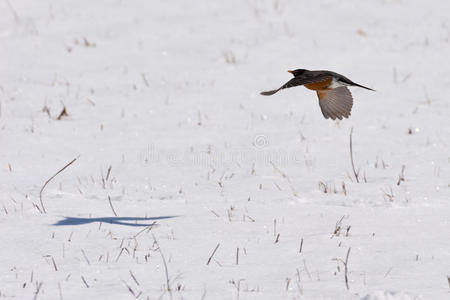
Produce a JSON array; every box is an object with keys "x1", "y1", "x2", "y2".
[{"x1": 53, "y1": 216, "x2": 176, "y2": 227}]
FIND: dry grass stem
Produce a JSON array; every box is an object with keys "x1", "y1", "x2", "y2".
[
  {"x1": 108, "y1": 196, "x2": 118, "y2": 216},
  {"x1": 39, "y1": 155, "x2": 80, "y2": 213},
  {"x1": 206, "y1": 243, "x2": 220, "y2": 265},
  {"x1": 349, "y1": 128, "x2": 360, "y2": 183}
]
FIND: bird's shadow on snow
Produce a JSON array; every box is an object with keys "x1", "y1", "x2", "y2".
[{"x1": 53, "y1": 216, "x2": 176, "y2": 227}]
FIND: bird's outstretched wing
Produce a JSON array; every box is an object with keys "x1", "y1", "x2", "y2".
[
  {"x1": 260, "y1": 74, "x2": 332, "y2": 96},
  {"x1": 317, "y1": 87, "x2": 353, "y2": 120}
]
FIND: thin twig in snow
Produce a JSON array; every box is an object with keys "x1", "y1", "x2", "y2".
[
  {"x1": 51, "y1": 256, "x2": 58, "y2": 271},
  {"x1": 122, "y1": 280, "x2": 136, "y2": 297},
  {"x1": 129, "y1": 270, "x2": 140, "y2": 286},
  {"x1": 81, "y1": 249, "x2": 91, "y2": 265},
  {"x1": 81, "y1": 276, "x2": 89, "y2": 288},
  {"x1": 206, "y1": 243, "x2": 220, "y2": 265},
  {"x1": 58, "y1": 282, "x2": 63, "y2": 300},
  {"x1": 303, "y1": 260, "x2": 312, "y2": 280},
  {"x1": 33, "y1": 282, "x2": 43, "y2": 300},
  {"x1": 133, "y1": 221, "x2": 156, "y2": 238},
  {"x1": 349, "y1": 128, "x2": 359, "y2": 183},
  {"x1": 108, "y1": 196, "x2": 118, "y2": 216},
  {"x1": 344, "y1": 247, "x2": 351, "y2": 290},
  {"x1": 105, "y1": 165, "x2": 112, "y2": 181},
  {"x1": 4, "y1": 0, "x2": 20, "y2": 21},
  {"x1": 39, "y1": 156, "x2": 79, "y2": 213},
  {"x1": 152, "y1": 234, "x2": 172, "y2": 296},
  {"x1": 397, "y1": 165, "x2": 406, "y2": 186}
]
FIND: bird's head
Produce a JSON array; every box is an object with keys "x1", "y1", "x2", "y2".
[{"x1": 288, "y1": 69, "x2": 308, "y2": 77}]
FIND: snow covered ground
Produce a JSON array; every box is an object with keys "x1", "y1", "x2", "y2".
[{"x1": 1, "y1": 0, "x2": 449, "y2": 299}]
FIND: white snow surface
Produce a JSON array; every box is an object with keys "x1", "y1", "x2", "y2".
[{"x1": 1, "y1": 0, "x2": 449, "y2": 299}]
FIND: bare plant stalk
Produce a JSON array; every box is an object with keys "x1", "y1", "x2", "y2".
[
  {"x1": 209, "y1": 209, "x2": 220, "y2": 217},
  {"x1": 303, "y1": 259, "x2": 312, "y2": 280},
  {"x1": 4, "y1": 0, "x2": 20, "y2": 21},
  {"x1": 58, "y1": 282, "x2": 63, "y2": 300},
  {"x1": 273, "y1": 219, "x2": 276, "y2": 236},
  {"x1": 349, "y1": 128, "x2": 359, "y2": 183},
  {"x1": 129, "y1": 270, "x2": 140, "y2": 286},
  {"x1": 344, "y1": 247, "x2": 351, "y2": 290},
  {"x1": 274, "y1": 233, "x2": 280, "y2": 243},
  {"x1": 81, "y1": 249, "x2": 91, "y2": 265},
  {"x1": 56, "y1": 107, "x2": 68, "y2": 120},
  {"x1": 81, "y1": 276, "x2": 89, "y2": 288},
  {"x1": 133, "y1": 221, "x2": 156, "y2": 238},
  {"x1": 285, "y1": 277, "x2": 291, "y2": 291},
  {"x1": 51, "y1": 256, "x2": 58, "y2": 271},
  {"x1": 331, "y1": 215, "x2": 345, "y2": 238},
  {"x1": 270, "y1": 161, "x2": 299, "y2": 197},
  {"x1": 397, "y1": 165, "x2": 406, "y2": 186},
  {"x1": 108, "y1": 196, "x2": 118, "y2": 216},
  {"x1": 39, "y1": 156, "x2": 80, "y2": 213},
  {"x1": 206, "y1": 243, "x2": 220, "y2": 265},
  {"x1": 105, "y1": 165, "x2": 112, "y2": 181},
  {"x1": 152, "y1": 234, "x2": 171, "y2": 295},
  {"x1": 33, "y1": 282, "x2": 43, "y2": 300},
  {"x1": 122, "y1": 280, "x2": 136, "y2": 297},
  {"x1": 141, "y1": 73, "x2": 150, "y2": 87}
]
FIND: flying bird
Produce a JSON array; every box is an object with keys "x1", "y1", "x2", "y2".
[{"x1": 260, "y1": 69, "x2": 374, "y2": 120}]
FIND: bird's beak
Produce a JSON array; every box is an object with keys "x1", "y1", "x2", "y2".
[{"x1": 288, "y1": 70, "x2": 294, "y2": 75}]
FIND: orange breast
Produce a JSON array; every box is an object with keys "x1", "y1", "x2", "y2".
[{"x1": 304, "y1": 78, "x2": 332, "y2": 91}]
